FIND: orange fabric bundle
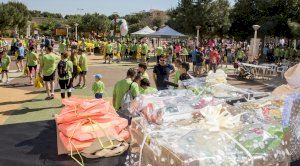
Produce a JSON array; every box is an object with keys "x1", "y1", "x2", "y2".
[
  {"x1": 56, "y1": 98, "x2": 129, "y2": 153},
  {"x1": 59, "y1": 132, "x2": 92, "y2": 151},
  {"x1": 56, "y1": 98, "x2": 118, "y2": 124},
  {"x1": 59, "y1": 130, "x2": 130, "y2": 152},
  {"x1": 58, "y1": 115, "x2": 128, "y2": 141}
]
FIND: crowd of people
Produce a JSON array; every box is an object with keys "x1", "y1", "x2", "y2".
[
  {"x1": 0, "y1": 36, "x2": 89, "y2": 100},
  {"x1": 1, "y1": 35, "x2": 300, "y2": 110}
]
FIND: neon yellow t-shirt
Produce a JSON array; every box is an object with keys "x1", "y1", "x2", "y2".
[
  {"x1": 141, "y1": 43, "x2": 148, "y2": 54},
  {"x1": 58, "y1": 43, "x2": 66, "y2": 54},
  {"x1": 140, "y1": 87, "x2": 157, "y2": 94},
  {"x1": 106, "y1": 44, "x2": 113, "y2": 54},
  {"x1": 174, "y1": 71, "x2": 181, "y2": 84},
  {"x1": 181, "y1": 48, "x2": 189, "y2": 56},
  {"x1": 156, "y1": 47, "x2": 164, "y2": 56},
  {"x1": 116, "y1": 43, "x2": 122, "y2": 53},
  {"x1": 58, "y1": 60, "x2": 73, "y2": 80},
  {"x1": 41, "y1": 53, "x2": 60, "y2": 76},
  {"x1": 1, "y1": 54, "x2": 11, "y2": 70},
  {"x1": 141, "y1": 72, "x2": 149, "y2": 80},
  {"x1": 92, "y1": 81, "x2": 105, "y2": 94},
  {"x1": 27, "y1": 51, "x2": 38, "y2": 66},
  {"x1": 113, "y1": 78, "x2": 139, "y2": 110},
  {"x1": 121, "y1": 44, "x2": 127, "y2": 53},
  {"x1": 79, "y1": 54, "x2": 88, "y2": 71}
]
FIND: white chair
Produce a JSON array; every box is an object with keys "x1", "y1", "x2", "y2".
[
  {"x1": 282, "y1": 60, "x2": 291, "y2": 68},
  {"x1": 277, "y1": 66, "x2": 289, "y2": 79},
  {"x1": 266, "y1": 64, "x2": 278, "y2": 77}
]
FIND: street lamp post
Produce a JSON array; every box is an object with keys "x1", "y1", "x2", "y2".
[
  {"x1": 252, "y1": 25, "x2": 260, "y2": 57},
  {"x1": 26, "y1": 21, "x2": 31, "y2": 38},
  {"x1": 196, "y1": 26, "x2": 201, "y2": 47},
  {"x1": 153, "y1": 26, "x2": 158, "y2": 31},
  {"x1": 74, "y1": 23, "x2": 79, "y2": 40},
  {"x1": 66, "y1": 25, "x2": 70, "y2": 38}
]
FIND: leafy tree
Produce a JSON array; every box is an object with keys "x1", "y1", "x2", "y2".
[
  {"x1": 288, "y1": 20, "x2": 300, "y2": 38},
  {"x1": 229, "y1": 0, "x2": 300, "y2": 40},
  {"x1": 0, "y1": 2, "x2": 30, "y2": 32},
  {"x1": 29, "y1": 10, "x2": 42, "y2": 17},
  {"x1": 166, "y1": 0, "x2": 231, "y2": 38},
  {"x1": 81, "y1": 13, "x2": 110, "y2": 33},
  {"x1": 41, "y1": 12, "x2": 63, "y2": 18},
  {"x1": 124, "y1": 12, "x2": 149, "y2": 33},
  {"x1": 65, "y1": 15, "x2": 83, "y2": 27},
  {"x1": 38, "y1": 18, "x2": 60, "y2": 36},
  {"x1": 0, "y1": 3, "x2": 13, "y2": 31},
  {"x1": 108, "y1": 14, "x2": 120, "y2": 20},
  {"x1": 152, "y1": 17, "x2": 164, "y2": 28}
]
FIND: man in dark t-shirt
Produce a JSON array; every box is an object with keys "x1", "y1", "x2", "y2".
[
  {"x1": 195, "y1": 50, "x2": 204, "y2": 76},
  {"x1": 153, "y1": 56, "x2": 175, "y2": 90}
]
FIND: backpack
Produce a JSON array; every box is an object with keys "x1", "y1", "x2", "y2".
[
  {"x1": 57, "y1": 60, "x2": 68, "y2": 78},
  {"x1": 45, "y1": 39, "x2": 50, "y2": 47},
  {"x1": 121, "y1": 82, "x2": 134, "y2": 110}
]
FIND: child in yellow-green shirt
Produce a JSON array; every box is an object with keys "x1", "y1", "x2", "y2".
[
  {"x1": 173, "y1": 58, "x2": 183, "y2": 84},
  {"x1": 76, "y1": 49, "x2": 88, "y2": 89},
  {"x1": 92, "y1": 74, "x2": 105, "y2": 99},
  {"x1": 1, "y1": 49, "x2": 11, "y2": 84}
]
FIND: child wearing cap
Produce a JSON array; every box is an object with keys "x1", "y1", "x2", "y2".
[{"x1": 92, "y1": 74, "x2": 105, "y2": 99}]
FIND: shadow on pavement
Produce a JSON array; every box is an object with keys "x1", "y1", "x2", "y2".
[
  {"x1": 2, "y1": 83, "x2": 33, "y2": 88},
  {"x1": 0, "y1": 105, "x2": 64, "y2": 116},
  {"x1": 0, "y1": 99, "x2": 45, "y2": 106},
  {"x1": 0, "y1": 120, "x2": 128, "y2": 165}
]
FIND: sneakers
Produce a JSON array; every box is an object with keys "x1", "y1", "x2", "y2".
[
  {"x1": 45, "y1": 94, "x2": 55, "y2": 100},
  {"x1": 74, "y1": 84, "x2": 81, "y2": 88},
  {"x1": 80, "y1": 85, "x2": 87, "y2": 89}
]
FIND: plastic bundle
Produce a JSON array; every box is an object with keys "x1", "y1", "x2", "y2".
[
  {"x1": 23, "y1": 66, "x2": 29, "y2": 76},
  {"x1": 233, "y1": 96, "x2": 285, "y2": 125},
  {"x1": 130, "y1": 104, "x2": 290, "y2": 166},
  {"x1": 210, "y1": 83, "x2": 257, "y2": 102},
  {"x1": 179, "y1": 78, "x2": 210, "y2": 95},
  {"x1": 129, "y1": 90, "x2": 197, "y2": 124},
  {"x1": 192, "y1": 96, "x2": 224, "y2": 110},
  {"x1": 282, "y1": 93, "x2": 300, "y2": 161},
  {"x1": 206, "y1": 69, "x2": 227, "y2": 85},
  {"x1": 34, "y1": 75, "x2": 44, "y2": 88}
]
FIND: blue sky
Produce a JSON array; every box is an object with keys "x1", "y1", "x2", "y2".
[{"x1": 1, "y1": 0, "x2": 234, "y2": 16}]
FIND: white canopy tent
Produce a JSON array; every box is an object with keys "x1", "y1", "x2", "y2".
[
  {"x1": 131, "y1": 26, "x2": 155, "y2": 36},
  {"x1": 148, "y1": 26, "x2": 186, "y2": 38}
]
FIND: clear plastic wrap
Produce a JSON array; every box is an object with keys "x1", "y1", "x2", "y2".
[
  {"x1": 233, "y1": 96, "x2": 285, "y2": 125},
  {"x1": 129, "y1": 104, "x2": 290, "y2": 166},
  {"x1": 129, "y1": 89, "x2": 198, "y2": 124},
  {"x1": 206, "y1": 69, "x2": 228, "y2": 85},
  {"x1": 179, "y1": 78, "x2": 211, "y2": 96},
  {"x1": 282, "y1": 93, "x2": 300, "y2": 161},
  {"x1": 211, "y1": 83, "x2": 249, "y2": 100},
  {"x1": 192, "y1": 96, "x2": 224, "y2": 109}
]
